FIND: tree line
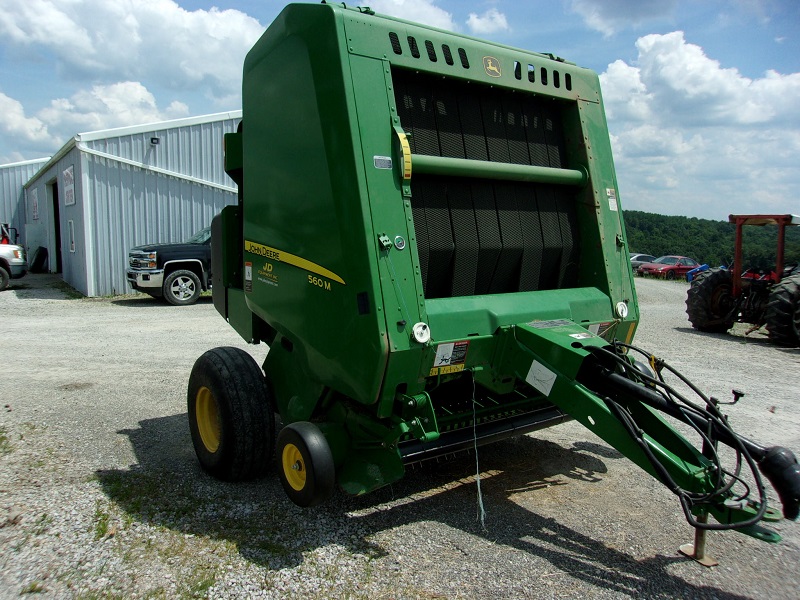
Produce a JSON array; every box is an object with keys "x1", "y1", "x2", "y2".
[{"x1": 623, "y1": 210, "x2": 800, "y2": 270}]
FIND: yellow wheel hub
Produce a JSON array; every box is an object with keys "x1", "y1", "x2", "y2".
[
  {"x1": 282, "y1": 443, "x2": 307, "y2": 491},
  {"x1": 195, "y1": 386, "x2": 221, "y2": 453}
]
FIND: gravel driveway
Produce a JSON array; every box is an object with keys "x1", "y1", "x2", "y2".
[{"x1": 1, "y1": 274, "x2": 798, "y2": 599}]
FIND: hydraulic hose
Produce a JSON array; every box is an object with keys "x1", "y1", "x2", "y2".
[{"x1": 585, "y1": 361, "x2": 800, "y2": 522}]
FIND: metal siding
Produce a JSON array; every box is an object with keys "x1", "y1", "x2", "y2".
[
  {"x1": 85, "y1": 150, "x2": 237, "y2": 297},
  {"x1": 83, "y1": 116, "x2": 238, "y2": 186},
  {"x1": 17, "y1": 114, "x2": 239, "y2": 297},
  {"x1": 0, "y1": 159, "x2": 49, "y2": 246},
  {"x1": 23, "y1": 149, "x2": 88, "y2": 293}
]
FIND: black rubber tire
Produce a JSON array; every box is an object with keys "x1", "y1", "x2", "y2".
[
  {"x1": 0, "y1": 266, "x2": 8, "y2": 291},
  {"x1": 163, "y1": 269, "x2": 202, "y2": 306},
  {"x1": 666, "y1": 270, "x2": 676, "y2": 280},
  {"x1": 30, "y1": 247, "x2": 48, "y2": 273},
  {"x1": 764, "y1": 274, "x2": 800, "y2": 347},
  {"x1": 685, "y1": 268, "x2": 735, "y2": 333},
  {"x1": 277, "y1": 422, "x2": 335, "y2": 507},
  {"x1": 187, "y1": 347, "x2": 275, "y2": 481}
]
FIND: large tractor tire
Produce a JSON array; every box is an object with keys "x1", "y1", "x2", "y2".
[
  {"x1": 187, "y1": 347, "x2": 275, "y2": 481},
  {"x1": 685, "y1": 268, "x2": 735, "y2": 333},
  {"x1": 764, "y1": 274, "x2": 800, "y2": 347}
]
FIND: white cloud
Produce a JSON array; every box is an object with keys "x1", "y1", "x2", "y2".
[
  {"x1": 466, "y1": 9, "x2": 509, "y2": 35},
  {"x1": 0, "y1": 82, "x2": 189, "y2": 158},
  {"x1": 367, "y1": 0, "x2": 456, "y2": 31},
  {"x1": 569, "y1": 0, "x2": 677, "y2": 36},
  {"x1": 0, "y1": 0, "x2": 263, "y2": 101},
  {"x1": 599, "y1": 60, "x2": 652, "y2": 121},
  {"x1": 38, "y1": 82, "x2": 190, "y2": 135},
  {"x1": 601, "y1": 31, "x2": 800, "y2": 219},
  {"x1": 0, "y1": 92, "x2": 56, "y2": 146},
  {"x1": 633, "y1": 31, "x2": 800, "y2": 125}
]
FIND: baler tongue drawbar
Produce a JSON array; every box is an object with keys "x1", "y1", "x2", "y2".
[{"x1": 509, "y1": 319, "x2": 800, "y2": 543}]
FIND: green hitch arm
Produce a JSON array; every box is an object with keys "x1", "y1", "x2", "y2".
[
  {"x1": 510, "y1": 321, "x2": 800, "y2": 537},
  {"x1": 593, "y1": 366, "x2": 800, "y2": 522}
]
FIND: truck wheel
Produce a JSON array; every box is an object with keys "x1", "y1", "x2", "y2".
[
  {"x1": 765, "y1": 274, "x2": 800, "y2": 347},
  {"x1": 164, "y1": 269, "x2": 201, "y2": 306},
  {"x1": 277, "y1": 422, "x2": 335, "y2": 507},
  {"x1": 685, "y1": 268, "x2": 735, "y2": 333},
  {"x1": 187, "y1": 347, "x2": 275, "y2": 481},
  {"x1": 0, "y1": 266, "x2": 8, "y2": 291}
]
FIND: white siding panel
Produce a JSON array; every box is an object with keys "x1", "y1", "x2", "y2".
[
  {"x1": 23, "y1": 148, "x2": 87, "y2": 292},
  {"x1": 86, "y1": 154, "x2": 236, "y2": 296},
  {"x1": 0, "y1": 159, "x2": 49, "y2": 246},
  {"x1": 22, "y1": 112, "x2": 241, "y2": 296},
  {"x1": 83, "y1": 116, "x2": 238, "y2": 187}
]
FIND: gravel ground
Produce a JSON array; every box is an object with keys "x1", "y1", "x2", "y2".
[{"x1": 1, "y1": 273, "x2": 798, "y2": 599}]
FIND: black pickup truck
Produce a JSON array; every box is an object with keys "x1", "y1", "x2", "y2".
[{"x1": 126, "y1": 227, "x2": 211, "y2": 305}]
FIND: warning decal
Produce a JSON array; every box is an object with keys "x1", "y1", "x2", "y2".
[{"x1": 434, "y1": 341, "x2": 469, "y2": 367}]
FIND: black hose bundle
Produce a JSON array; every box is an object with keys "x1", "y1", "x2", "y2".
[{"x1": 585, "y1": 341, "x2": 799, "y2": 529}]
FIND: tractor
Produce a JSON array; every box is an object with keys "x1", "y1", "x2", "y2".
[{"x1": 686, "y1": 214, "x2": 800, "y2": 346}]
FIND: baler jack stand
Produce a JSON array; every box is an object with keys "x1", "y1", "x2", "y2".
[{"x1": 679, "y1": 512, "x2": 718, "y2": 567}]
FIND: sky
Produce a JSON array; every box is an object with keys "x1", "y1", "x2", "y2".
[{"x1": 1, "y1": 0, "x2": 798, "y2": 221}]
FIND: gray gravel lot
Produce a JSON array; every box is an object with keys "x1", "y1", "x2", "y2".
[{"x1": 1, "y1": 274, "x2": 798, "y2": 599}]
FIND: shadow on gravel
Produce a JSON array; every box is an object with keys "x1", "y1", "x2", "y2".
[
  {"x1": 96, "y1": 414, "x2": 387, "y2": 569},
  {"x1": 110, "y1": 295, "x2": 213, "y2": 308},
  {"x1": 97, "y1": 414, "x2": 750, "y2": 599},
  {"x1": 676, "y1": 326, "x2": 800, "y2": 352},
  {"x1": 4, "y1": 274, "x2": 83, "y2": 300}
]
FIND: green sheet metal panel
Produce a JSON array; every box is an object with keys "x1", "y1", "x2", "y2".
[{"x1": 239, "y1": 2, "x2": 639, "y2": 412}]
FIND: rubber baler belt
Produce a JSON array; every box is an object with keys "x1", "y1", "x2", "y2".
[{"x1": 393, "y1": 68, "x2": 580, "y2": 298}]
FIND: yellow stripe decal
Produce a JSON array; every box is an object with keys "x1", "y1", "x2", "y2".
[
  {"x1": 429, "y1": 364, "x2": 465, "y2": 377},
  {"x1": 625, "y1": 323, "x2": 636, "y2": 345},
  {"x1": 244, "y1": 240, "x2": 345, "y2": 285}
]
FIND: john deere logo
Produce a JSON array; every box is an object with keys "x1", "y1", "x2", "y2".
[{"x1": 483, "y1": 56, "x2": 502, "y2": 77}]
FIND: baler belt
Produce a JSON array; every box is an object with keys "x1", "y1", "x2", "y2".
[{"x1": 392, "y1": 67, "x2": 580, "y2": 298}]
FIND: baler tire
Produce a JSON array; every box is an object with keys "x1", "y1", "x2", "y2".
[
  {"x1": 164, "y1": 269, "x2": 202, "y2": 306},
  {"x1": 764, "y1": 274, "x2": 800, "y2": 347},
  {"x1": 685, "y1": 268, "x2": 735, "y2": 333},
  {"x1": 277, "y1": 422, "x2": 335, "y2": 507},
  {"x1": 187, "y1": 347, "x2": 275, "y2": 481},
  {"x1": 0, "y1": 266, "x2": 9, "y2": 291}
]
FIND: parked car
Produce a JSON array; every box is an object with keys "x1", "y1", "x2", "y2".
[
  {"x1": 630, "y1": 253, "x2": 656, "y2": 271},
  {"x1": 126, "y1": 227, "x2": 211, "y2": 305},
  {"x1": 0, "y1": 223, "x2": 27, "y2": 291},
  {"x1": 637, "y1": 255, "x2": 700, "y2": 280}
]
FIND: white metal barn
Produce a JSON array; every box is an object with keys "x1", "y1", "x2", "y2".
[
  {"x1": 23, "y1": 111, "x2": 241, "y2": 296},
  {"x1": 0, "y1": 158, "x2": 51, "y2": 244}
]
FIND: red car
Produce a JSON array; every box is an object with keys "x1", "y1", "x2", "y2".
[{"x1": 637, "y1": 255, "x2": 700, "y2": 280}]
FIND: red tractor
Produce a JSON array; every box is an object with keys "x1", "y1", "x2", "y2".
[{"x1": 686, "y1": 214, "x2": 800, "y2": 346}]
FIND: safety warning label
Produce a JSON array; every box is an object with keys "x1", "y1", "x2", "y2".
[{"x1": 434, "y1": 341, "x2": 469, "y2": 367}]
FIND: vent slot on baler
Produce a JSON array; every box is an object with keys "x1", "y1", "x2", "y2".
[{"x1": 392, "y1": 68, "x2": 581, "y2": 299}]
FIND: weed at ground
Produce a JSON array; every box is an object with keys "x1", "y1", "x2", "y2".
[{"x1": 0, "y1": 426, "x2": 12, "y2": 454}]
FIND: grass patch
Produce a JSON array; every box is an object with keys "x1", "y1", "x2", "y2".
[
  {"x1": 0, "y1": 426, "x2": 12, "y2": 455},
  {"x1": 33, "y1": 513, "x2": 53, "y2": 535},
  {"x1": 20, "y1": 581, "x2": 46, "y2": 594},
  {"x1": 50, "y1": 279, "x2": 84, "y2": 299},
  {"x1": 93, "y1": 501, "x2": 111, "y2": 540},
  {"x1": 184, "y1": 568, "x2": 216, "y2": 598}
]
